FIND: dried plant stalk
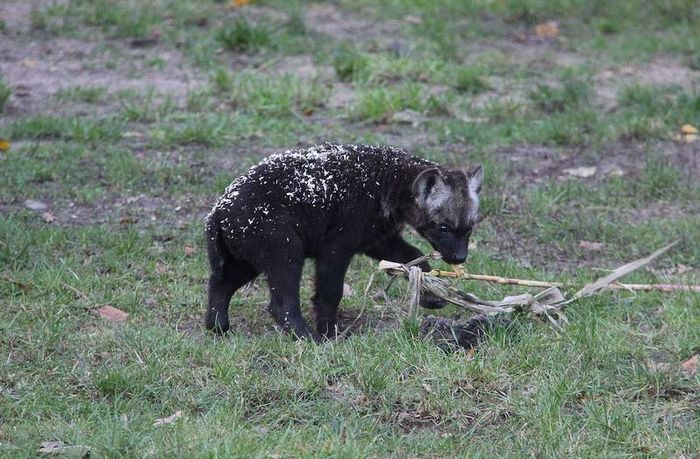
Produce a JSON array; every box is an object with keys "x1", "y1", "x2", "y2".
[
  {"x1": 430, "y1": 271, "x2": 565, "y2": 288},
  {"x1": 408, "y1": 266, "x2": 422, "y2": 320},
  {"x1": 430, "y1": 270, "x2": 700, "y2": 293},
  {"x1": 378, "y1": 241, "x2": 688, "y2": 328}
]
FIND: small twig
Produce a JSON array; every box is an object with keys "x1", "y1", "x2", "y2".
[
  {"x1": 62, "y1": 282, "x2": 87, "y2": 299},
  {"x1": 431, "y1": 271, "x2": 564, "y2": 288},
  {"x1": 254, "y1": 57, "x2": 282, "y2": 71},
  {"x1": 430, "y1": 271, "x2": 700, "y2": 293},
  {"x1": 337, "y1": 303, "x2": 367, "y2": 340},
  {"x1": 408, "y1": 266, "x2": 422, "y2": 320},
  {"x1": 608, "y1": 282, "x2": 700, "y2": 293},
  {"x1": 364, "y1": 272, "x2": 376, "y2": 296}
]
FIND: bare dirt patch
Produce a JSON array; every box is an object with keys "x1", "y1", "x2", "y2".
[
  {"x1": 304, "y1": 3, "x2": 402, "y2": 46},
  {"x1": 497, "y1": 36, "x2": 587, "y2": 69},
  {"x1": 0, "y1": 35, "x2": 203, "y2": 117},
  {"x1": 495, "y1": 140, "x2": 700, "y2": 189},
  {"x1": 0, "y1": 0, "x2": 36, "y2": 34},
  {"x1": 597, "y1": 57, "x2": 700, "y2": 90},
  {"x1": 268, "y1": 55, "x2": 334, "y2": 81},
  {"x1": 594, "y1": 57, "x2": 700, "y2": 110}
]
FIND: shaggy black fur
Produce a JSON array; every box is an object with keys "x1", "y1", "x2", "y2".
[{"x1": 205, "y1": 143, "x2": 483, "y2": 341}]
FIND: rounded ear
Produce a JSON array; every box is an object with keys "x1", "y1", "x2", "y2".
[
  {"x1": 467, "y1": 164, "x2": 483, "y2": 195},
  {"x1": 412, "y1": 168, "x2": 448, "y2": 210}
]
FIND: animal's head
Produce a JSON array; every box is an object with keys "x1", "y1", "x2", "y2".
[{"x1": 411, "y1": 166, "x2": 483, "y2": 264}]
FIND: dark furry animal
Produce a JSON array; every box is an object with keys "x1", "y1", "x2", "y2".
[{"x1": 205, "y1": 143, "x2": 483, "y2": 341}]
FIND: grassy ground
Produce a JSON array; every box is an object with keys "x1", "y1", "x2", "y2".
[{"x1": 1, "y1": 0, "x2": 699, "y2": 457}]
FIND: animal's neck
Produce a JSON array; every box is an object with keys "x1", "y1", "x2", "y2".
[{"x1": 380, "y1": 161, "x2": 432, "y2": 227}]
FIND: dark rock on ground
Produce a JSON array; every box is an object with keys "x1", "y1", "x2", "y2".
[{"x1": 420, "y1": 314, "x2": 512, "y2": 352}]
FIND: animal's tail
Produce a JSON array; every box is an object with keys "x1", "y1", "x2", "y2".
[{"x1": 205, "y1": 210, "x2": 232, "y2": 281}]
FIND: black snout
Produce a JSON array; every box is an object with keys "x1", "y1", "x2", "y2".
[
  {"x1": 444, "y1": 242, "x2": 468, "y2": 264},
  {"x1": 443, "y1": 252, "x2": 466, "y2": 264},
  {"x1": 453, "y1": 253, "x2": 467, "y2": 264}
]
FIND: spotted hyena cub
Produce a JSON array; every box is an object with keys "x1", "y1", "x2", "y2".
[{"x1": 205, "y1": 143, "x2": 483, "y2": 341}]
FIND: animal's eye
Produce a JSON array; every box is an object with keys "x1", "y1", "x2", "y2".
[{"x1": 439, "y1": 224, "x2": 450, "y2": 233}]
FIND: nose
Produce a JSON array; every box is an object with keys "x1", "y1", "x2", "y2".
[
  {"x1": 451, "y1": 245, "x2": 467, "y2": 264},
  {"x1": 451, "y1": 253, "x2": 466, "y2": 264}
]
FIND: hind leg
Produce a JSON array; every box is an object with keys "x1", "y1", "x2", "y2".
[
  {"x1": 313, "y1": 252, "x2": 353, "y2": 339},
  {"x1": 265, "y1": 257, "x2": 317, "y2": 341},
  {"x1": 206, "y1": 259, "x2": 258, "y2": 334}
]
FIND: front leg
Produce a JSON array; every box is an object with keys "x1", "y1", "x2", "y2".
[
  {"x1": 364, "y1": 234, "x2": 431, "y2": 271},
  {"x1": 364, "y1": 235, "x2": 446, "y2": 310}
]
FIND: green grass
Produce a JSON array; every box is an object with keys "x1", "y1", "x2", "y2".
[
  {"x1": 4, "y1": 116, "x2": 126, "y2": 143},
  {"x1": 349, "y1": 83, "x2": 444, "y2": 122},
  {"x1": 1, "y1": 0, "x2": 699, "y2": 457},
  {"x1": 56, "y1": 86, "x2": 107, "y2": 104},
  {"x1": 454, "y1": 66, "x2": 491, "y2": 94},
  {"x1": 215, "y1": 19, "x2": 272, "y2": 52},
  {"x1": 213, "y1": 71, "x2": 329, "y2": 117},
  {"x1": 528, "y1": 75, "x2": 592, "y2": 114},
  {"x1": 0, "y1": 78, "x2": 11, "y2": 112},
  {"x1": 331, "y1": 45, "x2": 370, "y2": 82}
]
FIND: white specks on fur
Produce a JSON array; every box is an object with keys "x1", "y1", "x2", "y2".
[{"x1": 207, "y1": 142, "x2": 439, "y2": 237}]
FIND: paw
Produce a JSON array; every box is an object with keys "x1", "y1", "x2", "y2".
[
  {"x1": 316, "y1": 322, "x2": 338, "y2": 341},
  {"x1": 207, "y1": 322, "x2": 230, "y2": 335},
  {"x1": 420, "y1": 292, "x2": 447, "y2": 309},
  {"x1": 205, "y1": 310, "x2": 230, "y2": 334}
]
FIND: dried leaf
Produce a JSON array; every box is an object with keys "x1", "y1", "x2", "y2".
[
  {"x1": 2, "y1": 275, "x2": 29, "y2": 290},
  {"x1": 42, "y1": 211, "x2": 55, "y2": 223},
  {"x1": 645, "y1": 359, "x2": 672, "y2": 373},
  {"x1": 403, "y1": 15, "x2": 422, "y2": 25},
  {"x1": 421, "y1": 383, "x2": 433, "y2": 393},
  {"x1": 38, "y1": 441, "x2": 66, "y2": 453},
  {"x1": 153, "y1": 410, "x2": 182, "y2": 427},
  {"x1": 24, "y1": 199, "x2": 48, "y2": 211},
  {"x1": 535, "y1": 21, "x2": 559, "y2": 39},
  {"x1": 390, "y1": 109, "x2": 428, "y2": 126},
  {"x1": 571, "y1": 241, "x2": 679, "y2": 301},
  {"x1": 681, "y1": 123, "x2": 698, "y2": 135},
  {"x1": 681, "y1": 354, "x2": 697, "y2": 377},
  {"x1": 119, "y1": 216, "x2": 138, "y2": 224},
  {"x1": 578, "y1": 240, "x2": 604, "y2": 251},
  {"x1": 671, "y1": 264, "x2": 691, "y2": 275},
  {"x1": 563, "y1": 166, "x2": 597, "y2": 178},
  {"x1": 495, "y1": 293, "x2": 534, "y2": 308},
  {"x1": 607, "y1": 166, "x2": 626, "y2": 177},
  {"x1": 98, "y1": 305, "x2": 129, "y2": 323},
  {"x1": 21, "y1": 58, "x2": 37, "y2": 68},
  {"x1": 130, "y1": 37, "x2": 159, "y2": 47},
  {"x1": 231, "y1": 0, "x2": 250, "y2": 7},
  {"x1": 533, "y1": 286, "x2": 565, "y2": 304},
  {"x1": 342, "y1": 283, "x2": 354, "y2": 297},
  {"x1": 184, "y1": 245, "x2": 196, "y2": 256},
  {"x1": 0, "y1": 139, "x2": 10, "y2": 152},
  {"x1": 682, "y1": 133, "x2": 698, "y2": 143},
  {"x1": 38, "y1": 441, "x2": 88, "y2": 455}
]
